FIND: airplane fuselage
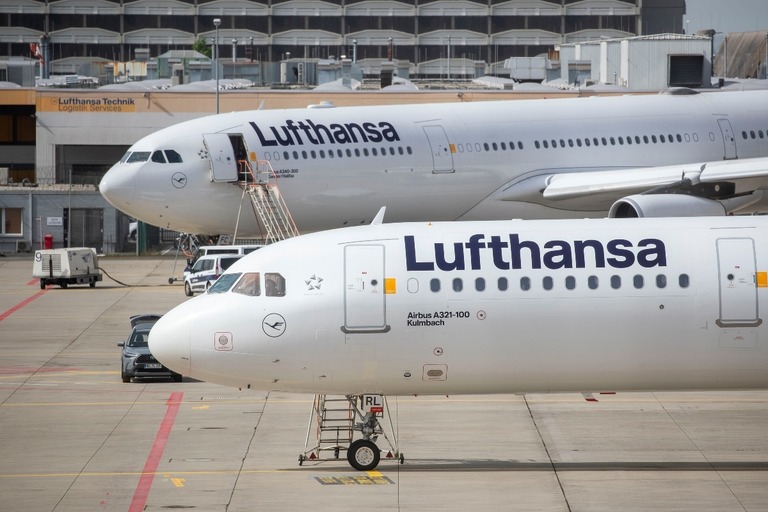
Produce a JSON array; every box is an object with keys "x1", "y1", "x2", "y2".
[
  {"x1": 100, "y1": 90, "x2": 768, "y2": 236},
  {"x1": 149, "y1": 216, "x2": 768, "y2": 395}
]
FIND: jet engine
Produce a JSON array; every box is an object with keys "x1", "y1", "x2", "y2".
[{"x1": 608, "y1": 195, "x2": 727, "y2": 218}]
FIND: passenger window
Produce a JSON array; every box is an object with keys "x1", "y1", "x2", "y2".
[
  {"x1": 151, "y1": 151, "x2": 166, "y2": 163},
  {"x1": 565, "y1": 276, "x2": 576, "y2": 290},
  {"x1": 430, "y1": 278, "x2": 440, "y2": 292},
  {"x1": 656, "y1": 274, "x2": 667, "y2": 289},
  {"x1": 452, "y1": 278, "x2": 463, "y2": 292},
  {"x1": 233, "y1": 272, "x2": 260, "y2": 296},
  {"x1": 543, "y1": 276, "x2": 553, "y2": 291},
  {"x1": 520, "y1": 276, "x2": 531, "y2": 291},
  {"x1": 265, "y1": 273, "x2": 286, "y2": 296},
  {"x1": 407, "y1": 278, "x2": 419, "y2": 293},
  {"x1": 679, "y1": 274, "x2": 690, "y2": 288},
  {"x1": 633, "y1": 275, "x2": 644, "y2": 289},
  {"x1": 588, "y1": 275, "x2": 598, "y2": 290},
  {"x1": 475, "y1": 277, "x2": 485, "y2": 292},
  {"x1": 611, "y1": 275, "x2": 621, "y2": 289},
  {"x1": 498, "y1": 277, "x2": 508, "y2": 291}
]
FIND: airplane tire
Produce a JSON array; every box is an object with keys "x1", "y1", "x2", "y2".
[
  {"x1": 347, "y1": 439, "x2": 380, "y2": 471},
  {"x1": 184, "y1": 282, "x2": 194, "y2": 297}
]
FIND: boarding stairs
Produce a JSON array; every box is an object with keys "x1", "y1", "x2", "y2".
[
  {"x1": 234, "y1": 159, "x2": 299, "y2": 244},
  {"x1": 299, "y1": 394, "x2": 402, "y2": 466}
]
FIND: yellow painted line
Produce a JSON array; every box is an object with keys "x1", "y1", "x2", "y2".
[
  {"x1": 170, "y1": 477, "x2": 186, "y2": 487},
  {"x1": 366, "y1": 470, "x2": 383, "y2": 478}
]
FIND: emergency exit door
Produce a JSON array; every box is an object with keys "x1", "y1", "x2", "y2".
[
  {"x1": 343, "y1": 245, "x2": 389, "y2": 333},
  {"x1": 716, "y1": 238, "x2": 761, "y2": 327},
  {"x1": 423, "y1": 125, "x2": 454, "y2": 173},
  {"x1": 717, "y1": 119, "x2": 737, "y2": 160}
]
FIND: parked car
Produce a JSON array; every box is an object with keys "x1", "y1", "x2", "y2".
[
  {"x1": 118, "y1": 314, "x2": 182, "y2": 383},
  {"x1": 184, "y1": 254, "x2": 244, "y2": 296}
]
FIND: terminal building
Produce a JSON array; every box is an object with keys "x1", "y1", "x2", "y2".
[{"x1": 1, "y1": 0, "x2": 685, "y2": 82}]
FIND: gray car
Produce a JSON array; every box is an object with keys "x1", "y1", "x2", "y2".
[{"x1": 118, "y1": 314, "x2": 182, "y2": 383}]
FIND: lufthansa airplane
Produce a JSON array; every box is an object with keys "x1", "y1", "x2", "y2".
[
  {"x1": 148, "y1": 213, "x2": 768, "y2": 469},
  {"x1": 100, "y1": 89, "x2": 768, "y2": 236}
]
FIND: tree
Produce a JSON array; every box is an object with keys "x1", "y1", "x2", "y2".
[{"x1": 193, "y1": 37, "x2": 212, "y2": 59}]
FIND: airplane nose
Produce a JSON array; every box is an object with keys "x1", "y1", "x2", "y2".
[
  {"x1": 99, "y1": 164, "x2": 136, "y2": 208},
  {"x1": 149, "y1": 303, "x2": 192, "y2": 376}
]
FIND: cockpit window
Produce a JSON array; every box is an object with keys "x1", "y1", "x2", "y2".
[
  {"x1": 126, "y1": 151, "x2": 151, "y2": 163},
  {"x1": 232, "y1": 272, "x2": 260, "y2": 296},
  {"x1": 209, "y1": 272, "x2": 241, "y2": 294},
  {"x1": 165, "y1": 150, "x2": 183, "y2": 163},
  {"x1": 151, "y1": 150, "x2": 166, "y2": 163},
  {"x1": 119, "y1": 152, "x2": 131, "y2": 163},
  {"x1": 265, "y1": 273, "x2": 286, "y2": 297}
]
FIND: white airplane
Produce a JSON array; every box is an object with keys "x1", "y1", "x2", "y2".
[
  {"x1": 100, "y1": 89, "x2": 768, "y2": 237},
  {"x1": 148, "y1": 213, "x2": 768, "y2": 470}
]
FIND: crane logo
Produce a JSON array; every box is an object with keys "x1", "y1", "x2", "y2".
[{"x1": 262, "y1": 313, "x2": 286, "y2": 338}]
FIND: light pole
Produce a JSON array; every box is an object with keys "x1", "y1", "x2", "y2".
[
  {"x1": 213, "y1": 18, "x2": 220, "y2": 113},
  {"x1": 447, "y1": 35, "x2": 451, "y2": 80}
]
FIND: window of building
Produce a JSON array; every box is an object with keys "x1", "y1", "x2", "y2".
[{"x1": 2, "y1": 208, "x2": 22, "y2": 235}]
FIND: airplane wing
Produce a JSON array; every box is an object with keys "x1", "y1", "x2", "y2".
[{"x1": 542, "y1": 157, "x2": 768, "y2": 200}]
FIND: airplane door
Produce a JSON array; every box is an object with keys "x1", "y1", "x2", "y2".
[
  {"x1": 716, "y1": 238, "x2": 761, "y2": 327},
  {"x1": 717, "y1": 119, "x2": 737, "y2": 160},
  {"x1": 423, "y1": 125, "x2": 454, "y2": 173},
  {"x1": 203, "y1": 133, "x2": 239, "y2": 182},
  {"x1": 342, "y1": 245, "x2": 389, "y2": 333}
]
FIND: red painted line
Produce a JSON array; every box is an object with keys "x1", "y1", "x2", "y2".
[
  {"x1": 27, "y1": 278, "x2": 40, "y2": 286},
  {"x1": 128, "y1": 391, "x2": 183, "y2": 512},
  {"x1": 0, "y1": 289, "x2": 48, "y2": 322}
]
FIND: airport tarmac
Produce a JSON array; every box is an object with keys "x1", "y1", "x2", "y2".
[{"x1": 0, "y1": 255, "x2": 766, "y2": 512}]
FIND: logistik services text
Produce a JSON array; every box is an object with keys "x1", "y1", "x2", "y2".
[{"x1": 404, "y1": 234, "x2": 667, "y2": 271}]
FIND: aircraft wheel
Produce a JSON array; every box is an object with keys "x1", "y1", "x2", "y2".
[
  {"x1": 184, "y1": 282, "x2": 194, "y2": 297},
  {"x1": 347, "y1": 439, "x2": 380, "y2": 471}
]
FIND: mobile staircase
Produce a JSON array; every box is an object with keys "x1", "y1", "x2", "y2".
[{"x1": 234, "y1": 159, "x2": 299, "y2": 243}]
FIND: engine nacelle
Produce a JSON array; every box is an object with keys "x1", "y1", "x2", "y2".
[{"x1": 609, "y1": 195, "x2": 727, "y2": 218}]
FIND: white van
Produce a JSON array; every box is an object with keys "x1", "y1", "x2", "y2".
[
  {"x1": 183, "y1": 244, "x2": 263, "y2": 278},
  {"x1": 184, "y1": 254, "x2": 244, "y2": 296}
]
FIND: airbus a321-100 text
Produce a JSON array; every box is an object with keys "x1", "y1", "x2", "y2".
[
  {"x1": 100, "y1": 89, "x2": 768, "y2": 236},
  {"x1": 148, "y1": 213, "x2": 768, "y2": 470}
]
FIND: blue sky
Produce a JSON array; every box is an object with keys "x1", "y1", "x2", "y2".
[{"x1": 684, "y1": 0, "x2": 767, "y2": 34}]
